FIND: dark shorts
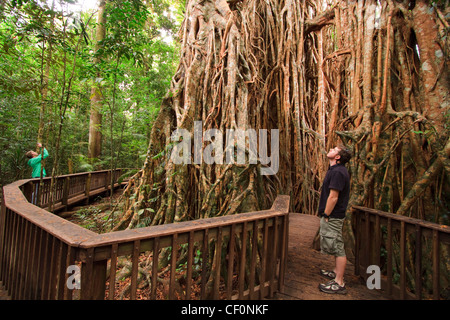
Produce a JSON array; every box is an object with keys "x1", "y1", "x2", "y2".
[{"x1": 319, "y1": 217, "x2": 346, "y2": 257}]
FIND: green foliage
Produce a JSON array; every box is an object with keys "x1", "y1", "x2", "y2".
[{"x1": 0, "y1": 0, "x2": 183, "y2": 186}]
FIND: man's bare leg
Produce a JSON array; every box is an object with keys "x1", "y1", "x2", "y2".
[{"x1": 334, "y1": 256, "x2": 347, "y2": 286}]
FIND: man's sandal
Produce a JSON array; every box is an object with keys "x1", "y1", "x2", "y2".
[
  {"x1": 319, "y1": 269, "x2": 336, "y2": 280},
  {"x1": 318, "y1": 279, "x2": 347, "y2": 295}
]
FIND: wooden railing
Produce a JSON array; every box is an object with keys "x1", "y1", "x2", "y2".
[
  {"x1": 20, "y1": 169, "x2": 124, "y2": 211},
  {"x1": 0, "y1": 171, "x2": 289, "y2": 300},
  {"x1": 352, "y1": 206, "x2": 450, "y2": 300}
]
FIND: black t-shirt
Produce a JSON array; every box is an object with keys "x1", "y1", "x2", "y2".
[{"x1": 318, "y1": 164, "x2": 350, "y2": 219}]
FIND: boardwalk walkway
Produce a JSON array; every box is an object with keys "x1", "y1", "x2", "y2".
[
  {"x1": 276, "y1": 213, "x2": 387, "y2": 300},
  {"x1": 0, "y1": 212, "x2": 388, "y2": 300}
]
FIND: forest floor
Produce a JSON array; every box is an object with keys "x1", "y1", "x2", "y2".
[{"x1": 64, "y1": 188, "x2": 124, "y2": 233}]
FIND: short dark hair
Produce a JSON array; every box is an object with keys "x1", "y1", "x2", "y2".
[
  {"x1": 26, "y1": 151, "x2": 34, "y2": 159},
  {"x1": 337, "y1": 146, "x2": 352, "y2": 164}
]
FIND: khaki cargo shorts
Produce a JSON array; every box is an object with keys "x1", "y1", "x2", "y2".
[{"x1": 319, "y1": 217, "x2": 346, "y2": 257}]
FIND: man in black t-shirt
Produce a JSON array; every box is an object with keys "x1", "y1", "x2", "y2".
[{"x1": 317, "y1": 145, "x2": 351, "y2": 295}]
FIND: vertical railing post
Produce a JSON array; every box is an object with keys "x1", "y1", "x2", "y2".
[
  {"x1": 374, "y1": 215, "x2": 381, "y2": 267},
  {"x1": 238, "y1": 222, "x2": 248, "y2": 299},
  {"x1": 278, "y1": 213, "x2": 288, "y2": 293},
  {"x1": 108, "y1": 243, "x2": 118, "y2": 300},
  {"x1": 432, "y1": 230, "x2": 440, "y2": 300},
  {"x1": 116, "y1": 169, "x2": 122, "y2": 184},
  {"x1": 415, "y1": 225, "x2": 422, "y2": 299},
  {"x1": 85, "y1": 173, "x2": 91, "y2": 205},
  {"x1": 226, "y1": 224, "x2": 236, "y2": 300},
  {"x1": 105, "y1": 170, "x2": 110, "y2": 190},
  {"x1": 363, "y1": 212, "x2": 370, "y2": 274},
  {"x1": 0, "y1": 190, "x2": 7, "y2": 281},
  {"x1": 213, "y1": 227, "x2": 223, "y2": 300},
  {"x1": 62, "y1": 177, "x2": 70, "y2": 209},
  {"x1": 185, "y1": 231, "x2": 194, "y2": 300},
  {"x1": 200, "y1": 229, "x2": 209, "y2": 299},
  {"x1": 267, "y1": 217, "x2": 278, "y2": 298},
  {"x1": 248, "y1": 222, "x2": 257, "y2": 299},
  {"x1": 386, "y1": 217, "x2": 393, "y2": 296},
  {"x1": 92, "y1": 260, "x2": 107, "y2": 300},
  {"x1": 259, "y1": 218, "x2": 269, "y2": 299},
  {"x1": 80, "y1": 248, "x2": 107, "y2": 300},
  {"x1": 354, "y1": 208, "x2": 360, "y2": 276},
  {"x1": 400, "y1": 221, "x2": 406, "y2": 299},
  {"x1": 63, "y1": 246, "x2": 76, "y2": 300}
]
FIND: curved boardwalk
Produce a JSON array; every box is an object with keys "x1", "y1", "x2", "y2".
[
  {"x1": 276, "y1": 213, "x2": 387, "y2": 300},
  {"x1": 0, "y1": 212, "x2": 388, "y2": 300}
]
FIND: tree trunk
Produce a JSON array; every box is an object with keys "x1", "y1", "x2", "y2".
[
  {"x1": 412, "y1": 1, "x2": 449, "y2": 141},
  {"x1": 108, "y1": 0, "x2": 449, "y2": 299},
  {"x1": 114, "y1": 0, "x2": 449, "y2": 251},
  {"x1": 88, "y1": 0, "x2": 106, "y2": 159},
  {"x1": 37, "y1": 0, "x2": 55, "y2": 146}
]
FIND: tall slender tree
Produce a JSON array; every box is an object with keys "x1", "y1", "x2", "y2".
[{"x1": 88, "y1": 0, "x2": 106, "y2": 159}]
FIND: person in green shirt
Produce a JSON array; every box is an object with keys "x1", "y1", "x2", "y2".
[
  {"x1": 26, "y1": 142, "x2": 49, "y2": 178},
  {"x1": 26, "y1": 142, "x2": 49, "y2": 205}
]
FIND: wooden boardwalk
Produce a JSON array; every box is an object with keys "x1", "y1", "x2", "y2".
[
  {"x1": 0, "y1": 212, "x2": 388, "y2": 300},
  {"x1": 275, "y1": 213, "x2": 388, "y2": 300}
]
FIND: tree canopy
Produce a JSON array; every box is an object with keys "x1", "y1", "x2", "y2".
[{"x1": 0, "y1": 0, "x2": 183, "y2": 185}]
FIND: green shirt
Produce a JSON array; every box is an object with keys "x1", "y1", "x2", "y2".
[{"x1": 28, "y1": 148, "x2": 49, "y2": 178}]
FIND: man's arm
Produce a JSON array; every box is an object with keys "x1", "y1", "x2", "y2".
[
  {"x1": 37, "y1": 142, "x2": 49, "y2": 159},
  {"x1": 324, "y1": 189, "x2": 339, "y2": 220}
]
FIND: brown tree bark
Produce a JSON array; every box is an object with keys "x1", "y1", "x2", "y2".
[
  {"x1": 411, "y1": 1, "x2": 449, "y2": 141},
  {"x1": 109, "y1": 0, "x2": 449, "y2": 299},
  {"x1": 88, "y1": 0, "x2": 106, "y2": 159},
  {"x1": 114, "y1": 0, "x2": 449, "y2": 250}
]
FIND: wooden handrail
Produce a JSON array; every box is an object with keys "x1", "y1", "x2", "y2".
[
  {"x1": 2, "y1": 180, "x2": 97, "y2": 246},
  {"x1": 0, "y1": 171, "x2": 290, "y2": 300},
  {"x1": 353, "y1": 205, "x2": 450, "y2": 234},
  {"x1": 352, "y1": 206, "x2": 450, "y2": 300},
  {"x1": 81, "y1": 196, "x2": 289, "y2": 249}
]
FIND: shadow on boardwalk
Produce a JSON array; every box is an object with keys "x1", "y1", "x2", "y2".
[{"x1": 275, "y1": 213, "x2": 388, "y2": 300}]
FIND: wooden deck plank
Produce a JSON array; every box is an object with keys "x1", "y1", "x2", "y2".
[{"x1": 275, "y1": 213, "x2": 388, "y2": 300}]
